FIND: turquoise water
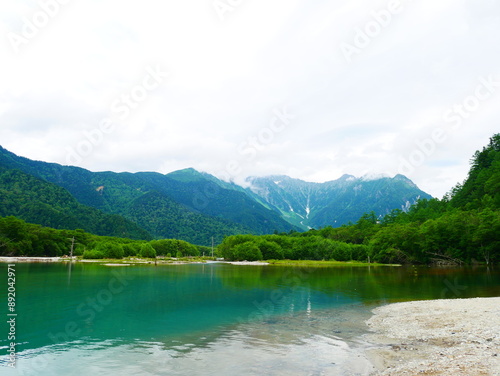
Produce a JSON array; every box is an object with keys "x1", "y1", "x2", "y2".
[{"x1": 0, "y1": 262, "x2": 498, "y2": 375}]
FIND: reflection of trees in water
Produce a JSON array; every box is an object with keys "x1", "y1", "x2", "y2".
[{"x1": 215, "y1": 264, "x2": 500, "y2": 305}]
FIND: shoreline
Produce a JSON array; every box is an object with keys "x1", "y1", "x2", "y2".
[
  {"x1": 0, "y1": 257, "x2": 271, "y2": 266},
  {"x1": 364, "y1": 297, "x2": 500, "y2": 375},
  {"x1": 0, "y1": 257, "x2": 266, "y2": 265},
  {"x1": 0, "y1": 257, "x2": 396, "y2": 267},
  {"x1": 0, "y1": 256, "x2": 68, "y2": 263}
]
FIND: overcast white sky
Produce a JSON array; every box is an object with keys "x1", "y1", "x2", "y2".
[{"x1": 1, "y1": 0, "x2": 499, "y2": 198}]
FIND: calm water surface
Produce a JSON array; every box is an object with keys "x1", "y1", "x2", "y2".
[{"x1": 0, "y1": 262, "x2": 498, "y2": 375}]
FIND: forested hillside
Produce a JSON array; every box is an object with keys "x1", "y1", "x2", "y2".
[
  {"x1": 0, "y1": 144, "x2": 436, "y2": 239},
  {"x1": 219, "y1": 134, "x2": 500, "y2": 265},
  {"x1": 0, "y1": 168, "x2": 151, "y2": 240},
  {"x1": 0, "y1": 147, "x2": 296, "y2": 244}
]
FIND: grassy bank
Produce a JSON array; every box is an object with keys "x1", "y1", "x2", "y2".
[{"x1": 266, "y1": 259, "x2": 400, "y2": 267}]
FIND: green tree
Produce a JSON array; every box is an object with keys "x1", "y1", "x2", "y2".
[
  {"x1": 217, "y1": 234, "x2": 256, "y2": 260},
  {"x1": 232, "y1": 242, "x2": 263, "y2": 261},
  {"x1": 257, "y1": 239, "x2": 284, "y2": 260},
  {"x1": 95, "y1": 242, "x2": 124, "y2": 259},
  {"x1": 123, "y1": 243, "x2": 140, "y2": 257},
  {"x1": 83, "y1": 249, "x2": 105, "y2": 259},
  {"x1": 140, "y1": 243, "x2": 157, "y2": 258},
  {"x1": 472, "y1": 208, "x2": 500, "y2": 264}
]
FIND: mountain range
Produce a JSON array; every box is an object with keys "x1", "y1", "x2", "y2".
[
  {"x1": 246, "y1": 173, "x2": 431, "y2": 229},
  {"x1": 0, "y1": 146, "x2": 431, "y2": 245}
]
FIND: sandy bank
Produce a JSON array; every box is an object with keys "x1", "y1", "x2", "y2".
[
  {"x1": 0, "y1": 257, "x2": 209, "y2": 265},
  {"x1": 103, "y1": 263, "x2": 131, "y2": 267},
  {"x1": 0, "y1": 256, "x2": 68, "y2": 263},
  {"x1": 365, "y1": 297, "x2": 500, "y2": 375},
  {"x1": 226, "y1": 261, "x2": 269, "y2": 266}
]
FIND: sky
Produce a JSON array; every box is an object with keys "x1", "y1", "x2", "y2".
[{"x1": 0, "y1": 0, "x2": 499, "y2": 198}]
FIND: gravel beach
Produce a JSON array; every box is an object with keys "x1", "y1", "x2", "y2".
[{"x1": 365, "y1": 297, "x2": 500, "y2": 375}]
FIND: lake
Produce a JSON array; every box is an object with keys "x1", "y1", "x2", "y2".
[{"x1": 1, "y1": 262, "x2": 499, "y2": 375}]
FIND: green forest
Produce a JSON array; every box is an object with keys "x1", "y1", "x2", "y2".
[
  {"x1": 0, "y1": 134, "x2": 498, "y2": 264},
  {"x1": 0, "y1": 168, "x2": 152, "y2": 240},
  {"x1": 0, "y1": 216, "x2": 210, "y2": 259}
]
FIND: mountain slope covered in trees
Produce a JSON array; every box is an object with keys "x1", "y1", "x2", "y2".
[
  {"x1": 0, "y1": 147, "x2": 296, "y2": 244},
  {"x1": 0, "y1": 145, "x2": 433, "y2": 243},
  {"x1": 0, "y1": 167, "x2": 151, "y2": 240}
]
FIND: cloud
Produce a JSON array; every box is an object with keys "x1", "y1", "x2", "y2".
[{"x1": 0, "y1": 0, "x2": 499, "y2": 198}]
